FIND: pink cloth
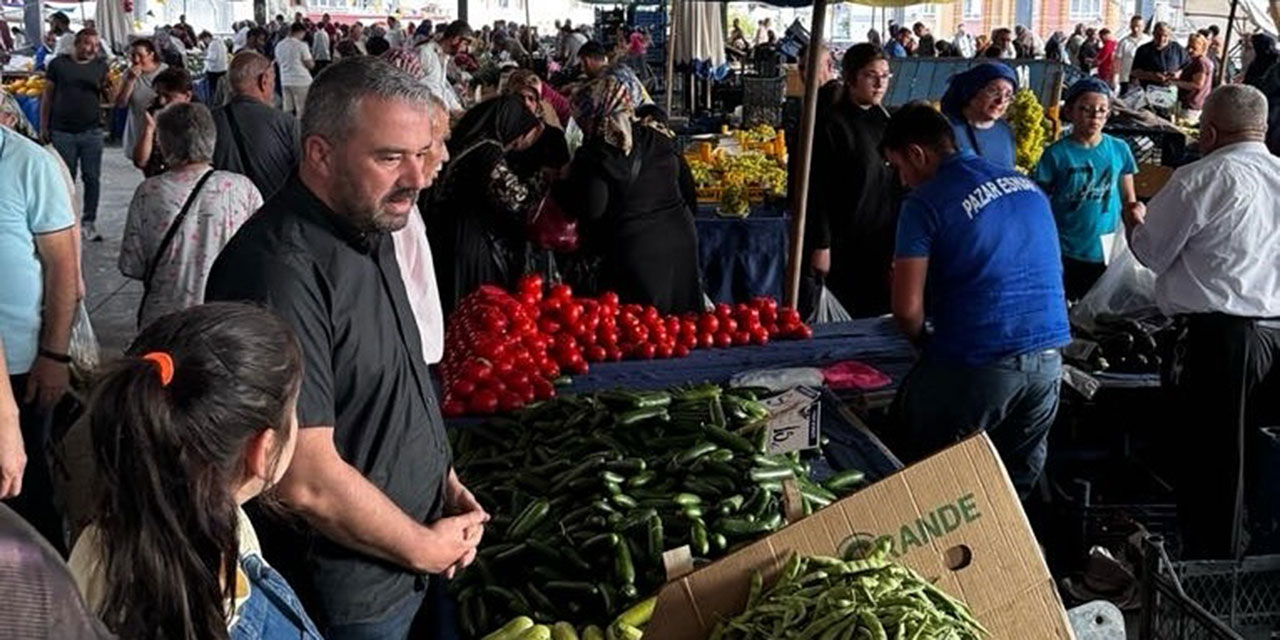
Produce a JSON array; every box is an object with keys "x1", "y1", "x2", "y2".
[
  {"x1": 821, "y1": 361, "x2": 892, "y2": 391},
  {"x1": 628, "y1": 32, "x2": 647, "y2": 57},
  {"x1": 542, "y1": 83, "x2": 573, "y2": 128},
  {"x1": 393, "y1": 207, "x2": 445, "y2": 364}
]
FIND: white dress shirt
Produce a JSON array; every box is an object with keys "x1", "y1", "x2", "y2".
[
  {"x1": 1117, "y1": 33, "x2": 1152, "y2": 85},
  {"x1": 233, "y1": 26, "x2": 249, "y2": 52},
  {"x1": 418, "y1": 40, "x2": 461, "y2": 112},
  {"x1": 1131, "y1": 141, "x2": 1280, "y2": 318},
  {"x1": 393, "y1": 207, "x2": 444, "y2": 364},
  {"x1": 205, "y1": 38, "x2": 228, "y2": 73},
  {"x1": 954, "y1": 32, "x2": 975, "y2": 58}
]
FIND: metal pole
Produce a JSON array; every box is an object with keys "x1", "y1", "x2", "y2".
[
  {"x1": 1218, "y1": 0, "x2": 1238, "y2": 85},
  {"x1": 664, "y1": 0, "x2": 678, "y2": 115},
  {"x1": 785, "y1": 0, "x2": 828, "y2": 309}
]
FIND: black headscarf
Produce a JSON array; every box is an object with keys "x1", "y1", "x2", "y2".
[
  {"x1": 447, "y1": 95, "x2": 541, "y2": 157},
  {"x1": 1246, "y1": 34, "x2": 1279, "y2": 88}
]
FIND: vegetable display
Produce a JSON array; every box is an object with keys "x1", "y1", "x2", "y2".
[
  {"x1": 1009, "y1": 88, "x2": 1048, "y2": 174},
  {"x1": 440, "y1": 275, "x2": 812, "y2": 416},
  {"x1": 450, "y1": 383, "x2": 866, "y2": 638},
  {"x1": 481, "y1": 597, "x2": 655, "y2": 640},
  {"x1": 710, "y1": 539, "x2": 987, "y2": 640}
]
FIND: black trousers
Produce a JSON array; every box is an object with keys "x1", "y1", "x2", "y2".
[
  {"x1": 1174, "y1": 314, "x2": 1280, "y2": 559},
  {"x1": 2, "y1": 374, "x2": 65, "y2": 555}
]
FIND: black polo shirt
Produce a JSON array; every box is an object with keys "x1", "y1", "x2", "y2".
[
  {"x1": 211, "y1": 96, "x2": 301, "y2": 199},
  {"x1": 204, "y1": 175, "x2": 450, "y2": 627},
  {"x1": 1133, "y1": 41, "x2": 1189, "y2": 84}
]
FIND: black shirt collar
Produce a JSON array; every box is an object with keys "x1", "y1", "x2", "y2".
[{"x1": 280, "y1": 174, "x2": 382, "y2": 254}]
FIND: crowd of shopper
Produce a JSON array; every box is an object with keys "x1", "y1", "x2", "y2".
[{"x1": 0, "y1": 8, "x2": 1277, "y2": 639}]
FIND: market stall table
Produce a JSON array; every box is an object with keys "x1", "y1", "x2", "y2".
[{"x1": 695, "y1": 203, "x2": 788, "y2": 304}]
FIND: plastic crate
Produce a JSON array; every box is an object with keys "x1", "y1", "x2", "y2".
[
  {"x1": 1140, "y1": 536, "x2": 1280, "y2": 640},
  {"x1": 742, "y1": 76, "x2": 786, "y2": 127}
]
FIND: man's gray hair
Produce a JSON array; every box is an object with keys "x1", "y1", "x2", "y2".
[
  {"x1": 1203, "y1": 84, "x2": 1268, "y2": 132},
  {"x1": 301, "y1": 56, "x2": 433, "y2": 144},
  {"x1": 228, "y1": 50, "x2": 272, "y2": 93},
  {"x1": 157, "y1": 102, "x2": 216, "y2": 166}
]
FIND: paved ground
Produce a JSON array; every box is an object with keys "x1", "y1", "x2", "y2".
[{"x1": 80, "y1": 146, "x2": 143, "y2": 358}]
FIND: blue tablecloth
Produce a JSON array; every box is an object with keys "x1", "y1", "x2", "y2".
[
  {"x1": 696, "y1": 203, "x2": 788, "y2": 304},
  {"x1": 15, "y1": 96, "x2": 39, "y2": 130}
]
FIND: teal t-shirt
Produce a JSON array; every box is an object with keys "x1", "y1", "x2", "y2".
[
  {"x1": 1033, "y1": 133, "x2": 1137, "y2": 263},
  {"x1": 0, "y1": 128, "x2": 75, "y2": 374}
]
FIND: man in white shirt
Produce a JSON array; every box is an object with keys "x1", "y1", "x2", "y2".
[
  {"x1": 386, "y1": 16, "x2": 406, "y2": 49},
  {"x1": 418, "y1": 20, "x2": 471, "y2": 117},
  {"x1": 1116, "y1": 15, "x2": 1151, "y2": 93},
  {"x1": 232, "y1": 21, "x2": 250, "y2": 52},
  {"x1": 1124, "y1": 84, "x2": 1280, "y2": 560},
  {"x1": 200, "y1": 31, "x2": 228, "y2": 92},
  {"x1": 48, "y1": 12, "x2": 74, "y2": 57},
  {"x1": 954, "y1": 23, "x2": 975, "y2": 58},
  {"x1": 274, "y1": 23, "x2": 314, "y2": 119},
  {"x1": 312, "y1": 25, "x2": 331, "y2": 74}
]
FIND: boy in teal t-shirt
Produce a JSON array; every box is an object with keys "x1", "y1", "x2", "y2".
[{"x1": 1033, "y1": 78, "x2": 1138, "y2": 300}]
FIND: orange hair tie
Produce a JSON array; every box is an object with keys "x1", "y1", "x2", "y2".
[{"x1": 141, "y1": 352, "x2": 175, "y2": 387}]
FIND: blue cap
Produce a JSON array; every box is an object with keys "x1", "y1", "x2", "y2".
[
  {"x1": 1064, "y1": 77, "x2": 1112, "y2": 106},
  {"x1": 940, "y1": 63, "x2": 1019, "y2": 119}
]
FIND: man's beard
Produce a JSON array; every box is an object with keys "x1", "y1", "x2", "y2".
[{"x1": 332, "y1": 165, "x2": 419, "y2": 234}]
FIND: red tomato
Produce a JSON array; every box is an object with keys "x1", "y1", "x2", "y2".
[
  {"x1": 442, "y1": 400, "x2": 467, "y2": 417},
  {"x1": 734, "y1": 303, "x2": 751, "y2": 317},
  {"x1": 642, "y1": 306, "x2": 661, "y2": 324},
  {"x1": 498, "y1": 392, "x2": 524, "y2": 412},
  {"x1": 680, "y1": 320, "x2": 698, "y2": 338},
  {"x1": 473, "y1": 337, "x2": 505, "y2": 360},
  {"x1": 468, "y1": 390, "x2": 499, "y2": 415},
  {"x1": 493, "y1": 359, "x2": 516, "y2": 378},
  {"x1": 793, "y1": 325, "x2": 815, "y2": 339},
  {"x1": 737, "y1": 307, "x2": 761, "y2": 326},
  {"x1": 587, "y1": 345, "x2": 607, "y2": 362},
  {"x1": 698, "y1": 314, "x2": 720, "y2": 334},
  {"x1": 751, "y1": 327, "x2": 771, "y2": 346},
  {"x1": 550, "y1": 283, "x2": 574, "y2": 300},
  {"x1": 521, "y1": 386, "x2": 537, "y2": 403},
  {"x1": 599, "y1": 291, "x2": 620, "y2": 308},
  {"x1": 476, "y1": 284, "x2": 508, "y2": 299},
  {"x1": 541, "y1": 360, "x2": 561, "y2": 380},
  {"x1": 752, "y1": 296, "x2": 779, "y2": 312},
  {"x1": 681, "y1": 334, "x2": 698, "y2": 350},
  {"x1": 673, "y1": 344, "x2": 691, "y2": 358},
  {"x1": 778, "y1": 308, "x2": 802, "y2": 327},
  {"x1": 450, "y1": 379, "x2": 477, "y2": 398},
  {"x1": 760, "y1": 306, "x2": 778, "y2": 325},
  {"x1": 656, "y1": 342, "x2": 673, "y2": 359},
  {"x1": 697, "y1": 332, "x2": 715, "y2": 349},
  {"x1": 538, "y1": 317, "x2": 562, "y2": 335},
  {"x1": 531, "y1": 377, "x2": 555, "y2": 400},
  {"x1": 561, "y1": 303, "x2": 582, "y2": 326},
  {"x1": 478, "y1": 308, "x2": 507, "y2": 332},
  {"x1": 606, "y1": 346, "x2": 624, "y2": 362},
  {"x1": 715, "y1": 303, "x2": 733, "y2": 319},
  {"x1": 518, "y1": 273, "x2": 543, "y2": 296},
  {"x1": 460, "y1": 359, "x2": 492, "y2": 383},
  {"x1": 664, "y1": 316, "x2": 681, "y2": 335},
  {"x1": 567, "y1": 353, "x2": 589, "y2": 374},
  {"x1": 721, "y1": 317, "x2": 739, "y2": 334},
  {"x1": 626, "y1": 324, "x2": 650, "y2": 344},
  {"x1": 635, "y1": 342, "x2": 657, "y2": 359},
  {"x1": 714, "y1": 332, "x2": 734, "y2": 348},
  {"x1": 733, "y1": 331, "x2": 751, "y2": 346},
  {"x1": 519, "y1": 291, "x2": 540, "y2": 308}
]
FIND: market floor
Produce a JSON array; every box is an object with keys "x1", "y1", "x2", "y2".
[{"x1": 81, "y1": 146, "x2": 144, "y2": 358}]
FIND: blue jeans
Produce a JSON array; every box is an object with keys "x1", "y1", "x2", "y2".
[
  {"x1": 233, "y1": 553, "x2": 324, "y2": 640},
  {"x1": 892, "y1": 349, "x2": 1063, "y2": 499},
  {"x1": 49, "y1": 128, "x2": 103, "y2": 222},
  {"x1": 323, "y1": 588, "x2": 426, "y2": 640}
]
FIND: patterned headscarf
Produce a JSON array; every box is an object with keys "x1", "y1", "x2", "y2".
[
  {"x1": 0, "y1": 89, "x2": 39, "y2": 141},
  {"x1": 572, "y1": 75, "x2": 636, "y2": 154}
]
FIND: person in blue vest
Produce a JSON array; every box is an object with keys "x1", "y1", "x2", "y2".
[
  {"x1": 884, "y1": 103, "x2": 1070, "y2": 499},
  {"x1": 940, "y1": 62, "x2": 1018, "y2": 169}
]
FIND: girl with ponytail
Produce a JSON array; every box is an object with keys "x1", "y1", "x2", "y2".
[{"x1": 67, "y1": 302, "x2": 323, "y2": 640}]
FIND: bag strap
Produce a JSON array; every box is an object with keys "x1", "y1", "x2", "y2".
[
  {"x1": 142, "y1": 169, "x2": 216, "y2": 290},
  {"x1": 224, "y1": 106, "x2": 259, "y2": 185}
]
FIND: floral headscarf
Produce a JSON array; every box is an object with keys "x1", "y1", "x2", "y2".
[
  {"x1": 0, "y1": 89, "x2": 39, "y2": 141},
  {"x1": 572, "y1": 75, "x2": 636, "y2": 154}
]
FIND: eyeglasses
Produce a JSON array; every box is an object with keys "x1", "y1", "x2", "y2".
[
  {"x1": 981, "y1": 86, "x2": 1014, "y2": 101},
  {"x1": 1078, "y1": 106, "x2": 1110, "y2": 117}
]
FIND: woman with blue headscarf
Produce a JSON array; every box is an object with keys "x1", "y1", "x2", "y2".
[
  {"x1": 940, "y1": 62, "x2": 1019, "y2": 169},
  {"x1": 1033, "y1": 78, "x2": 1138, "y2": 300}
]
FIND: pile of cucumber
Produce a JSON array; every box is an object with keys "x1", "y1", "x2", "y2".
[
  {"x1": 451, "y1": 383, "x2": 867, "y2": 638},
  {"x1": 711, "y1": 539, "x2": 987, "y2": 640}
]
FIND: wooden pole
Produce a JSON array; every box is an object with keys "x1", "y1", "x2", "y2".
[
  {"x1": 665, "y1": 0, "x2": 679, "y2": 115},
  {"x1": 1218, "y1": 0, "x2": 1237, "y2": 85},
  {"x1": 785, "y1": 0, "x2": 828, "y2": 309}
]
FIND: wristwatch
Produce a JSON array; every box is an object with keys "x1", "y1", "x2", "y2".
[{"x1": 38, "y1": 348, "x2": 72, "y2": 364}]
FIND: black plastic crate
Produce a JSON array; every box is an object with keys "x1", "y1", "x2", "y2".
[{"x1": 1140, "y1": 536, "x2": 1280, "y2": 640}]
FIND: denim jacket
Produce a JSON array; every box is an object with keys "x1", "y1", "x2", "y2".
[{"x1": 231, "y1": 553, "x2": 324, "y2": 640}]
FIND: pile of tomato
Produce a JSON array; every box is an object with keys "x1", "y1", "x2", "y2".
[{"x1": 440, "y1": 275, "x2": 813, "y2": 417}]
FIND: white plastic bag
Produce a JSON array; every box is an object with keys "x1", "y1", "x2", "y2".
[
  {"x1": 814, "y1": 285, "x2": 852, "y2": 325},
  {"x1": 68, "y1": 302, "x2": 99, "y2": 376},
  {"x1": 1069, "y1": 234, "x2": 1159, "y2": 334}
]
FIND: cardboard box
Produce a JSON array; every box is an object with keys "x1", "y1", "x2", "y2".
[{"x1": 645, "y1": 434, "x2": 1075, "y2": 639}]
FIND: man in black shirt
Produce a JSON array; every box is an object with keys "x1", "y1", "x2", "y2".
[
  {"x1": 205, "y1": 56, "x2": 487, "y2": 640},
  {"x1": 40, "y1": 28, "x2": 108, "y2": 240},
  {"x1": 1131, "y1": 22, "x2": 1188, "y2": 87},
  {"x1": 212, "y1": 51, "x2": 300, "y2": 198}
]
